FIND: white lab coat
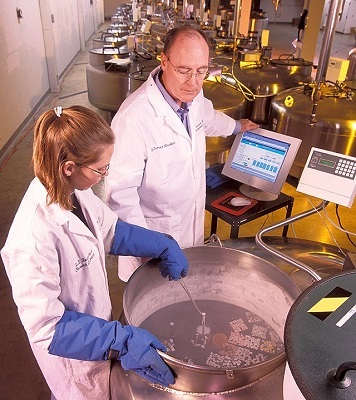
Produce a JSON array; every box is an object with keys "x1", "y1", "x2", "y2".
[
  {"x1": 283, "y1": 363, "x2": 307, "y2": 400},
  {"x1": 106, "y1": 67, "x2": 236, "y2": 280},
  {"x1": 1, "y1": 178, "x2": 118, "y2": 400}
]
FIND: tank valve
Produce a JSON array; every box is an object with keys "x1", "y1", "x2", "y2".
[
  {"x1": 309, "y1": 83, "x2": 322, "y2": 127},
  {"x1": 306, "y1": 81, "x2": 354, "y2": 127}
]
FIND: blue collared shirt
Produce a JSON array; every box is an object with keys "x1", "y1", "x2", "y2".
[{"x1": 154, "y1": 70, "x2": 192, "y2": 135}]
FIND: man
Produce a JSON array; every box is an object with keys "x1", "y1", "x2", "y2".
[{"x1": 106, "y1": 25, "x2": 258, "y2": 281}]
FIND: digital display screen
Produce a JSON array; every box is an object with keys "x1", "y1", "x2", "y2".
[
  {"x1": 319, "y1": 158, "x2": 335, "y2": 168},
  {"x1": 229, "y1": 131, "x2": 290, "y2": 183}
]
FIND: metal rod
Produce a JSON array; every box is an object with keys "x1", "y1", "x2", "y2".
[
  {"x1": 233, "y1": 0, "x2": 242, "y2": 40},
  {"x1": 315, "y1": 0, "x2": 342, "y2": 82},
  {"x1": 199, "y1": 0, "x2": 205, "y2": 22},
  {"x1": 201, "y1": 312, "x2": 206, "y2": 336},
  {"x1": 178, "y1": 278, "x2": 204, "y2": 315},
  {"x1": 255, "y1": 201, "x2": 330, "y2": 282}
]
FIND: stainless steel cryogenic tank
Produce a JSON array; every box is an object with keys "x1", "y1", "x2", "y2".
[
  {"x1": 235, "y1": 60, "x2": 313, "y2": 125},
  {"x1": 92, "y1": 35, "x2": 127, "y2": 49},
  {"x1": 86, "y1": 53, "x2": 159, "y2": 117},
  {"x1": 110, "y1": 245, "x2": 301, "y2": 399},
  {"x1": 269, "y1": 85, "x2": 356, "y2": 177},
  {"x1": 347, "y1": 48, "x2": 356, "y2": 80},
  {"x1": 212, "y1": 56, "x2": 312, "y2": 126},
  {"x1": 88, "y1": 46, "x2": 129, "y2": 66}
]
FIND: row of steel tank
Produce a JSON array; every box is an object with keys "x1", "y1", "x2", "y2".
[{"x1": 86, "y1": 2, "x2": 355, "y2": 174}]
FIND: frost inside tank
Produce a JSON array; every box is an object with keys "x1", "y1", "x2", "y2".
[{"x1": 139, "y1": 300, "x2": 284, "y2": 368}]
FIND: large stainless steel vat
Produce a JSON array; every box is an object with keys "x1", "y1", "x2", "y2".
[
  {"x1": 234, "y1": 63, "x2": 312, "y2": 125},
  {"x1": 86, "y1": 64, "x2": 130, "y2": 114},
  {"x1": 110, "y1": 362, "x2": 286, "y2": 399},
  {"x1": 347, "y1": 48, "x2": 356, "y2": 80},
  {"x1": 212, "y1": 57, "x2": 312, "y2": 125},
  {"x1": 127, "y1": 57, "x2": 161, "y2": 93},
  {"x1": 269, "y1": 58, "x2": 313, "y2": 78},
  {"x1": 86, "y1": 55, "x2": 159, "y2": 115},
  {"x1": 92, "y1": 35, "x2": 127, "y2": 49},
  {"x1": 110, "y1": 245, "x2": 300, "y2": 398},
  {"x1": 109, "y1": 236, "x2": 347, "y2": 399},
  {"x1": 269, "y1": 85, "x2": 356, "y2": 177},
  {"x1": 88, "y1": 46, "x2": 129, "y2": 66},
  {"x1": 106, "y1": 27, "x2": 130, "y2": 36},
  {"x1": 204, "y1": 80, "x2": 246, "y2": 120}
]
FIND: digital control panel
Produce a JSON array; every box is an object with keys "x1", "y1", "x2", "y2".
[
  {"x1": 297, "y1": 148, "x2": 356, "y2": 208},
  {"x1": 307, "y1": 150, "x2": 355, "y2": 180}
]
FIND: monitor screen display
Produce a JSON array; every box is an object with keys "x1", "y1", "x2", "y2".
[
  {"x1": 229, "y1": 131, "x2": 290, "y2": 183},
  {"x1": 222, "y1": 128, "x2": 302, "y2": 201}
]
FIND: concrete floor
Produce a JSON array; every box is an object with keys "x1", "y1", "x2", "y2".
[{"x1": 0, "y1": 22, "x2": 355, "y2": 400}]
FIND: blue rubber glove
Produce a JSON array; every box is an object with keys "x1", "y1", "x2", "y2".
[
  {"x1": 206, "y1": 163, "x2": 231, "y2": 189},
  {"x1": 49, "y1": 310, "x2": 175, "y2": 386},
  {"x1": 110, "y1": 220, "x2": 189, "y2": 280},
  {"x1": 118, "y1": 325, "x2": 174, "y2": 385}
]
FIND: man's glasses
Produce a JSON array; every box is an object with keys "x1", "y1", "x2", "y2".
[
  {"x1": 83, "y1": 164, "x2": 110, "y2": 177},
  {"x1": 167, "y1": 58, "x2": 210, "y2": 81}
]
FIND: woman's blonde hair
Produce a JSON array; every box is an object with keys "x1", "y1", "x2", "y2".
[{"x1": 33, "y1": 105, "x2": 114, "y2": 210}]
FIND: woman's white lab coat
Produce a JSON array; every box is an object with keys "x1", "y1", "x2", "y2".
[
  {"x1": 106, "y1": 67, "x2": 236, "y2": 280},
  {"x1": 1, "y1": 178, "x2": 117, "y2": 399}
]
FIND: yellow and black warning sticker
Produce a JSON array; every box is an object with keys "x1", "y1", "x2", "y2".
[{"x1": 308, "y1": 286, "x2": 352, "y2": 321}]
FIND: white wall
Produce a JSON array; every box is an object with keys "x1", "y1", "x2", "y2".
[
  {"x1": 50, "y1": 0, "x2": 81, "y2": 77},
  {"x1": 0, "y1": 0, "x2": 49, "y2": 151},
  {"x1": 322, "y1": 0, "x2": 356, "y2": 34},
  {"x1": 0, "y1": 0, "x2": 104, "y2": 158},
  {"x1": 81, "y1": 0, "x2": 97, "y2": 42}
]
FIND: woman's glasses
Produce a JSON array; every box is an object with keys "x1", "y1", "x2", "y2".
[{"x1": 83, "y1": 164, "x2": 110, "y2": 177}]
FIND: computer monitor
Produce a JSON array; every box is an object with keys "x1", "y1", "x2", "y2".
[{"x1": 222, "y1": 128, "x2": 302, "y2": 201}]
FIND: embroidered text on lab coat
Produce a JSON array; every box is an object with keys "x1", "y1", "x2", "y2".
[
  {"x1": 151, "y1": 141, "x2": 176, "y2": 152},
  {"x1": 75, "y1": 249, "x2": 95, "y2": 272}
]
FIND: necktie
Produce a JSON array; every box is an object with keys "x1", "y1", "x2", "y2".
[{"x1": 177, "y1": 106, "x2": 190, "y2": 136}]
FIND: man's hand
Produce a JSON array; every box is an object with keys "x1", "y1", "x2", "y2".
[{"x1": 239, "y1": 119, "x2": 259, "y2": 132}]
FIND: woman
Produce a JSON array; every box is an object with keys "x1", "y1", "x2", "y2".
[{"x1": 1, "y1": 106, "x2": 188, "y2": 399}]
